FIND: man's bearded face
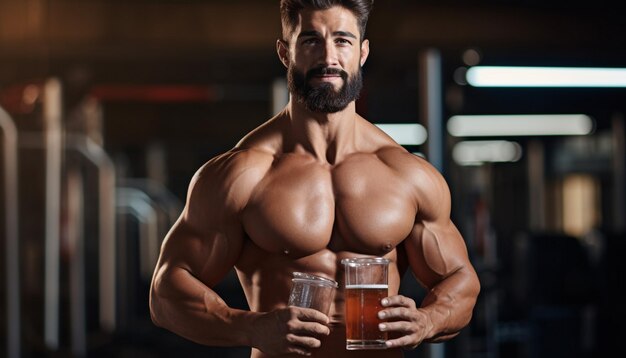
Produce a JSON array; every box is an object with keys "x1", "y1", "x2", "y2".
[{"x1": 287, "y1": 64, "x2": 363, "y2": 113}]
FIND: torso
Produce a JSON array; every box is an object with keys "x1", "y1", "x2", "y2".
[{"x1": 222, "y1": 116, "x2": 422, "y2": 357}]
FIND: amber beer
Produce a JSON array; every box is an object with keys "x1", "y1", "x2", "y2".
[
  {"x1": 345, "y1": 283, "x2": 388, "y2": 349},
  {"x1": 341, "y1": 256, "x2": 389, "y2": 350}
]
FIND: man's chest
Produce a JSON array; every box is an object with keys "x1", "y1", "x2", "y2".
[{"x1": 240, "y1": 155, "x2": 417, "y2": 257}]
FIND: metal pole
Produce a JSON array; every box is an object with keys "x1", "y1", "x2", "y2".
[
  {"x1": 43, "y1": 78, "x2": 63, "y2": 350},
  {"x1": 66, "y1": 167, "x2": 86, "y2": 356},
  {"x1": 66, "y1": 135, "x2": 117, "y2": 332},
  {"x1": 419, "y1": 48, "x2": 444, "y2": 172},
  {"x1": 271, "y1": 77, "x2": 289, "y2": 116},
  {"x1": 1, "y1": 106, "x2": 20, "y2": 358},
  {"x1": 527, "y1": 140, "x2": 546, "y2": 231},
  {"x1": 115, "y1": 187, "x2": 159, "y2": 328},
  {"x1": 612, "y1": 113, "x2": 625, "y2": 232},
  {"x1": 419, "y1": 49, "x2": 446, "y2": 358},
  {"x1": 91, "y1": 139, "x2": 117, "y2": 332},
  {"x1": 116, "y1": 187, "x2": 159, "y2": 280}
]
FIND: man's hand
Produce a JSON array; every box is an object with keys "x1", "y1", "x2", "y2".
[
  {"x1": 249, "y1": 306, "x2": 331, "y2": 356},
  {"x1": 377, "y1": 295, "x2": 433, "y2": 350}
]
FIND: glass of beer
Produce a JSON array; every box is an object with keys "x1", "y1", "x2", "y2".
[
  {"x1": 288, "y1": 272, "x2": 338, "y2": 316},
  {"x1": 341, "y1": 257, "x2": 390, "y2": 350}
]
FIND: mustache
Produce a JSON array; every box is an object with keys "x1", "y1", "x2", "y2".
[{"x1": 306, "y1": 66, "x2": 348, "y2": 80}]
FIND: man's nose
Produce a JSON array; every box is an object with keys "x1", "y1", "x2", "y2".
[{"x1": 319, "y1": 40, "x2": 339, "y2": 67}]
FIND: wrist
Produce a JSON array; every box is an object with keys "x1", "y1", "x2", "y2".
[
  {"x1": 417, "y1": 307, "x2": 439, "y2": 340},
  {"x1": 228, "y1": 308, "x2": 263, "y2": 347}
]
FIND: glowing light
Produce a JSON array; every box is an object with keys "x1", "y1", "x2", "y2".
[
  {"x1": 466, "y1": 66, "x2": 626, "y2": 87},
  {"x1": 447, "y1": 114, "x2": 594, "y2": 137},
  {"x1": 375, "y1": 123, "x2": 428, "y2": 145},
  {"x1": 453, "y1": 140, "x2": 522, "y2": 166}
]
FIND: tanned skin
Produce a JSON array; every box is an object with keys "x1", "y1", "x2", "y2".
[{"x1": 150, "y1": 6, "x2": 480, "y2": 357}]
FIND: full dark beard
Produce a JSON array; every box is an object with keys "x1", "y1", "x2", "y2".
[{"x1": 287, "y1": 65, "x2": 363, "y2": 113}]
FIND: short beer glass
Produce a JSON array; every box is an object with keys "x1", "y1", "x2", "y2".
[
  {"x1": 341, "y1": 257, "x2": 389, "y2": 350},
  {"x1": 288, "y1": 272, "x2": 338, "y2": 316}
]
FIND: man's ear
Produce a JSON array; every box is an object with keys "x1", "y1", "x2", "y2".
[
  {"x1": 360, "y1": 39, "x2": 370, "y2": 67},
  {"x1": 277, "y1": 39, "x2": 290, "y2": 68}
]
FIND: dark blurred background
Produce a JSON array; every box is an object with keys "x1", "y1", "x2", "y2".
[{"x1": 1, "y1": 0, "x2": 625, "y2": 357}]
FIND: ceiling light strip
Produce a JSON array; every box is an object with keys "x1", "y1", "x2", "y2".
[
  {"x1": 447, "y1": 114, "x2": 594, "y2": 137},
  {"x1": 466, "y1": 66, "x2": 626, "y2": 87}
]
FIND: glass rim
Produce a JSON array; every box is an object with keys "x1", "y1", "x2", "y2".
[
  {"x1": 292, "y1": 272, "x2": 338, "y2": 288},
  {"x1": 340, "y1": 257, "x2": 390, "y2": 266}
]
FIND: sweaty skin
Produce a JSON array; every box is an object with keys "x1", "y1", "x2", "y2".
[{"x1": 150, "y1": 6, "x2": 480, "y2": 358}]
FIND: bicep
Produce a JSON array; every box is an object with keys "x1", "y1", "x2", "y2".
[
  {"x1": 154, "y1": 159, "x2": 246, "y2": 290},
  {"x1": 403, "y1": 160, "x2": 472, "y2": 289},
  {"x1": 156, "y1": 216, "x2": 244, "y2": 289},
  {"x1": 404, "y1": 220, "x2": 471, "y2": 289},
  {"x1": 149, "y1": 214, "x2": 243, "y2": 329}
]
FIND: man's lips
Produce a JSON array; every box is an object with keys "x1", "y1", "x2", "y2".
[{"x1": 311, "y1": 74, "x2": 342, "y2": 81}]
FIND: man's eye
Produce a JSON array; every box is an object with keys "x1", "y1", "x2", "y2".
[{"x1": 336, "y1": 38, "x2": 351, "y2": 45}]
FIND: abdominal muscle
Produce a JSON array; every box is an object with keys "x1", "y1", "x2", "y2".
[{"x1": 235, "y1": 246, "x2": 404, "y2": 358}]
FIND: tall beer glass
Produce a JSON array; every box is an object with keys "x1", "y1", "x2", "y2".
[{"x1": 341, "y1": 257, "x2": 389, "y2": 350}]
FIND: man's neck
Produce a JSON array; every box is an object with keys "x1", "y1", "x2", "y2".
[{"x1": 284, "y1": 100, "x2": 358, "y2": 165}]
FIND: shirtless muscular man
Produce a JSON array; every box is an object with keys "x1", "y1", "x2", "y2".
[{"x1": 149, "y1": 1, "x2": 481, "y2": 357}]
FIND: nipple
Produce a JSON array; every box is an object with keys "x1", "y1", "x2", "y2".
[{"x1": 383, "y1": 243, "x2": 393, "y2": 252}]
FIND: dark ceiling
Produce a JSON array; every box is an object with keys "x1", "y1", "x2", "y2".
[
  {"x1": 1, "y1": 0, "x2": 623, "y2": 60},
  {"x1": 1, "y1": 0, "x2": 624, "y2": 130}
]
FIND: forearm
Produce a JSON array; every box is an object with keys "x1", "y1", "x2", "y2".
[
  {"x1": 419, "y1": 268, "x2": 480, "y2": 342},
  {"x1": 150, "y1": 265, "x2": 257, "y2": 347}
]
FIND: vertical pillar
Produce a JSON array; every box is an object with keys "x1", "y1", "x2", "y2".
[
  {"x1": 84, "y1": 137, "x2": 117, "y2": 332},
  {"x1": 1, "y1": 107, "x2": 20, "y2": 358},
  {"x1": 271, "y1": 78, "x2": 289, "y2": 116},
  {"x1": 44, "y1": 78, "x2": 63, "y2": 350},
  {"x1": 419, "y1": 49, "x2": 444, "y2": 172},
  {"x1": 612, "y1": 113, "x2": 625, "y2": 232},
  {"x1": 67, "y1": 168, "x2": 86, "y2": 356},
  {"x1": 527, "y1": 140, "x2": 546, "y2": 231},
  {"x1": 419, "y1": 48, "x2": 446, "y2": 358},
  {"x1": 73, "y1": 100, "x2": 117, "y2": 332}
]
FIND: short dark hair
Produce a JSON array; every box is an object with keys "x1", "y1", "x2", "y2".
[{"x1": 280, "y1": 0, "x2": 374, "y2": 42}]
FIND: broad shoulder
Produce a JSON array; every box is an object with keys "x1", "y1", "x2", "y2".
[
  {"x1": 374, "y1": 147, "x2": 452, "y2": 221},
  {"x1": 187, "y1": 148, "x2": 274, "y2": 214},
  {"x1": 375, "y1": 146, "x2": 433, "y2": 177},
  {"x1": 196, "y1": 148, "x2": 274, "y2": 188}
]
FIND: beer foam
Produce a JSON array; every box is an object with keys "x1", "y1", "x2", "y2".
[{"x1": 345, "y1": 284, "x2": 388, "y2": 289}]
